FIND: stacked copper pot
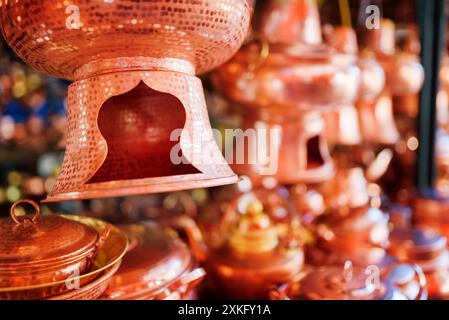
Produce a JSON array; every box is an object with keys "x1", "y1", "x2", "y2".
[{"x1": 0, "y1": 200, "x2": 128, "y2": 300}]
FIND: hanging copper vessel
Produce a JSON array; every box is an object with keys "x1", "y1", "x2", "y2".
[
  {"x1": 102, "y1": 222, "x2": 205, "y2": 300},
  {"x1": 0, "y1": 1, "x2": 253, "y2": 202},
  {"x1": 389, "y1": 228, "x2": 449, "y2": 299},
  {"x1": 0, "y1": 200, "x2": 128, "y2": 300},
  {"x1": 187, "y1": 200, "x2": 304, "y2": 300},
  {"x1": 270, "y1": 261, "x2": 427, "y2": 300}
]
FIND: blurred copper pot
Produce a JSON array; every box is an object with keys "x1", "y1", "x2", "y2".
[
  {"x1": 324, "y1": 25, "x2": 385, "y2": 103},
  {"x1": 361, "y1": 19, "x2": 424, "y2": 97},
  {"x1": 358, "y1": 92, "x2": 400, "y2": 145},
  {"x1": 270, "y1": 261, "x2": 426, "y2": 300},
  {"x1": 230, "y1": 109, "x2": 334, "y2": 185},
  {"x1": 1, "y1": 1, "x2": 253, "y2": 201},
  {"x1": 185, "y1": 200, "x2": 304, "y2": 299},
  {"x1": 0, "y1": 200, "x2": 110, "y2": 290},
  {"x1": 213, "y1": 0, "x2": 360, "y2": 112},
  {"x1": 389, "y1": 228, "x2": 449, "y2": 299},
  {"x1": 102, "y1": 222, "x2": 205, "y2": 300},
  {"x1": 308, "y1": 163, "x2": 394, "y2": 268}
]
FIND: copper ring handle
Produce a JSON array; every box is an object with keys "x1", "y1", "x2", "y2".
[
  {"x1": 10, "y1": 199, "x2": 40, "y2": 224},
  {"x1": 384, "y1": 261, "x2": 427, "y2": 300}
]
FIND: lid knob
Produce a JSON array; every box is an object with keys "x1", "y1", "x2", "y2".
[
  {"x1": 229, "y1": 200, "x2": 279, "y2": 254},
  {"x1": 10, "y1": 199, "x2": 40, "y2": 225}
]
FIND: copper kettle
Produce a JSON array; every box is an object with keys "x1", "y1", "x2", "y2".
[{"x1": 181, "y1": 199, "x2": 304, "y2": 299}]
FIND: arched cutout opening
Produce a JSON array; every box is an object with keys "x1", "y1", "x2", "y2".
[
  {"x1": 87, "y1": 81, "x2": 201, "y2": 184},
  {"x1": 306, "y1": 136, "x2": 325, "y2": 169}
]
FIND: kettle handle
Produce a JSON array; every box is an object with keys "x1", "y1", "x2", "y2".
[
  {"x1": 383, "y1": 261, "x2": 427, "y2": 300},
  {"x1": 171, "y1": 216, "x2": 208, "y2": 263}
]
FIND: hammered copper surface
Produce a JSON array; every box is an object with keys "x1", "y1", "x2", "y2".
[
  {"x1": 0, "y1": 200, "x2": 100, "y2": 288},
  {"x1": 0, "y1": 214, "x2": 127, "y2": 300},
  {"x1": 44, "y1": 68, "x2": 238, "y2": 202},
  {"x1": 0, "y1": 0, "x2": 252, "y2": 79}
]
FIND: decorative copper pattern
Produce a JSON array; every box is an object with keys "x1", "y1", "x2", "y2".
[{"x1": 42, "y1": 65, "x2": 238, "y2": 202}]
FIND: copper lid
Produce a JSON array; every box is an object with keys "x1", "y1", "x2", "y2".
[
  {"x1": 103, "y1": 222, "x2": 195, "y2": 299},
  {"x1": 0, "y1": 200, "x2": 99, "y2": 266}
]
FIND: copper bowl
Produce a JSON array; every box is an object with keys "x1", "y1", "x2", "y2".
[
  {"x1": 0, "y1": 0, "x2": 252, "y2": 79},
  {"x1": 0, "y1": 211, "x2": 128, "y2": 300}
]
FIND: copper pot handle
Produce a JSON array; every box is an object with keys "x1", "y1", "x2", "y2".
[
  {"x1": 154, "y1": 268, "x2": 206, "y2": 300},
  {"x1": 383, "y1": 261, "x2": 427, "y2": 300},
  {"x1": 86, "y1": 223, "x2": 112, "y2": 270},
  {"x1": 10, "y1": 199, "x2": 40, "y2": 224}
]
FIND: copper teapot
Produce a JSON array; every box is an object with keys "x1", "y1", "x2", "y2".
[
  {"x1": 270, "y1": 261, "x2": 426, "y2": 300},
  {"x1": 308, "y1": 162, "x2": 394, "y2": 268},
  {"x1": 0, "y1": 1, "x2": 253, "y2": 201},
  {"x1": 185, "y1": 200, "x2": 304, "y2": 299}
]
